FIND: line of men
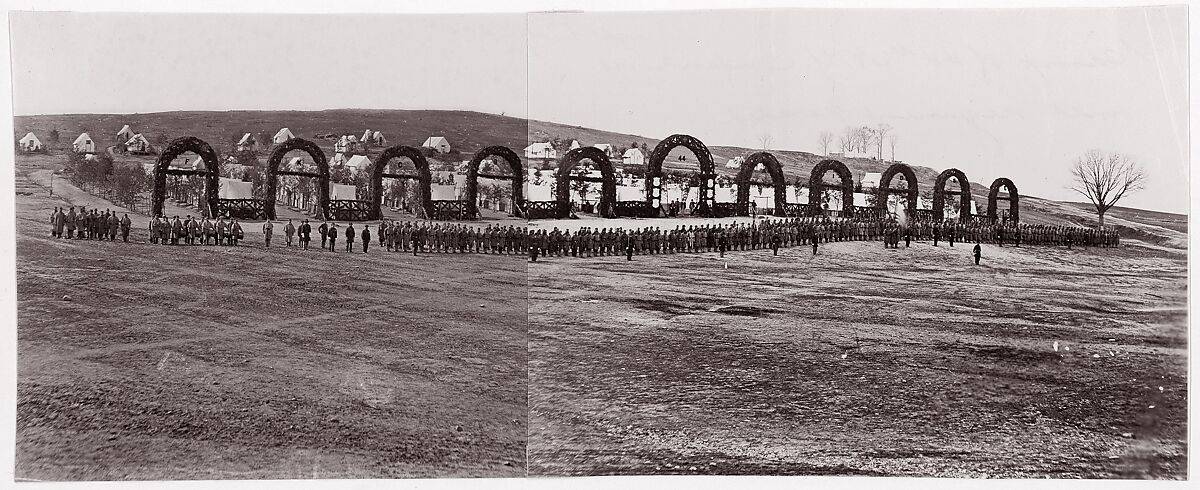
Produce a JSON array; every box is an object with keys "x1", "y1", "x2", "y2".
[
  {"x1": 527, "y1": 215, "x2": 1121, "y2": 259},
  {"x1": 270, "y1": 220, "x2": 532, "y2": 255},
  {"x1": 148, "y1": 216, "x2": 246, "y2": 246},
  {"x1": 49, "y1": 206, "x2": 132, "y2": 242}
]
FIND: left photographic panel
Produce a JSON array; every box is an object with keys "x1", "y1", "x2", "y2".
[{"x1": 11, "y1": 11, "x2": 530, "y2": 480}]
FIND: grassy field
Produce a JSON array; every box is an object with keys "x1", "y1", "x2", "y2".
[
  {"x1": 527, "y1": 220, "x2": 1187, "y2": 478},
  {"x1": 14, "y1": 156, "x2": 529, "y2": 480}
]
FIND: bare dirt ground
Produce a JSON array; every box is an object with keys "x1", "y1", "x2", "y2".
[
  {"x1": 14, "y1": 160, "x2": 528, "y2": 480},
  {"x1": 527, "y1": 219, "x2": 1187, "y2": 478}
]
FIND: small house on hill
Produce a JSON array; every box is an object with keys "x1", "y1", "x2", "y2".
[
  {"x1": 524, "y1": 142, "x2": 557, "y2": 160},
  {"x1": 422, "y1": 136, "x2": 451, "y2": 154},
  {"x1": 334, "y1": 135, "x2": 352, "y2": 154},
  {"x1": 273, "y1": 128, "x2": 295, "y2": 144},
  {"x1": 369, "y1": 131, "x2": 386, "y2": 147},
  {"x1": 125, "y1": 134, "x2": 152, "y2": 155},
  {"x1": 116, "y1": 125, "x2": 135, "y2": 143},
  {"x1": 622, "y1": 148, "x2": 645, "y2": 167},
  {"x1": 73, "y1": 133, "x2": 95, "y2": 153},
  {"x1": 236, "y1": 133, "x2": 258, "y2": 152},
  {"x1": 18, "y1": 132, "x2": 42, "y2": 152}
]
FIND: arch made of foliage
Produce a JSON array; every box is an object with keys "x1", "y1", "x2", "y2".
[
  {"x1": 646, "y1": 134, "x2": 715, "y2": 214},
  {"x1": 555, "y1": 146, "x2": 618, "y2": 218},
  {"x1": 932, "y1": 168, "x2": 972, "y2": 222},
  {"x1": 465, "y1": 146, "x2": 525, "y2": 219},
  {"x1": 264, "y1": 138, "x2": 330, "y2": 220},
  {"x1": 152, "y1": 136, "x2": 221, "y2": 217},
  {"x1": 371, "y1": 145, "x2": 433, "y2": 219},
  {"x1": 807, "y1": 159, "x2": 855, "y2": 215},
  {"x1": 735, "y1": 152, "x2": 787, "y2": 216},
  {"x1": 987, "y1": 177, "x2": 1020, "y2": 223},
  {"x1": 878, "y1": 163, "x2": 919, "y2": 216}
]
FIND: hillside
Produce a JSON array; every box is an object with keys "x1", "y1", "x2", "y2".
[{"x1": 15, "y1": 110, "x2": 1186, "y2": 248}]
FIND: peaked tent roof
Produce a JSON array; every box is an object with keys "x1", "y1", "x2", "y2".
[
  {"x1": 346, "y1": 155, "x2": 373, "y2": 170},
  {"x1": 117, "y1": 125, "x2": 135, "y2": 138},
  {"x1": 19, "y1": 132, "x2": 41, "y2": 146},
  {"x1": 371, "y1": 131, "x2": 385, "y2": 141},
  {"x1": 125, "y1": 133, "x2": 150, "y2": 146},
  {"x1": 237, "y1": 133, "x2": 255, "y2": 145},
  {"x1": 623, "y1": 148, "x2": 643, "y2": 157},
  {"x1": 422, "y1": 136, "x2": 450, "y2": 147},
  {"x1": 74, "y1": 132, "x2": 92, "y2": 145},
  {"x1": 273, "y1": 127, "x2": 295, "y2": 142},
  {"x1": 329, "y1": 153, "x2": 348, "y2": 166},
  {"x1": 362, "y1": 130, "x2": 372, "y2": 142},
  {"x1": 569, "y1": 140, "x2": 581, "y2": 150}
]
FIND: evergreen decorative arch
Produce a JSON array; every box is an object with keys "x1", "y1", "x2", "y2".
[
  {"x1": 734, "y1": 152, "x2": 787, "y2": 216},
  {"x1": 465, "y1": 146, "x2": 525, "y2": 218},
  {"x1": 646, "y1": 134, "x2": 715, "y2": 215},
  {"x1": 264, "y1": 138, "x2": 331, "y2": 220},
  {"x1": 933, "y1": 168, "x2": 972, "y2": 222},
  {"x1": 987, "y1": 178, "x2": 1020, "y2": 223},
  {"x1": 555, "y1": 146, "x2": 617, "y2": 218},
  {"x1": 877, "y1": 163, "x2": 919, "y2": 216},
  {"x1": 807, "y1": 159, "x2": 855, "y2": 215},
  {"x1": 152, "y1": 136, "x2": 221, "y2": 217},
  {"x1": 370, "y1": 145, "x2": 433, "y2": 219}
]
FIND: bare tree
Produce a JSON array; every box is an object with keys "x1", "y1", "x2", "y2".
[
  {"x1": 1069, "y1": 149, "x2": 1146, "y2": 227},
  {"x1": 818, "y1": 131, "x2": 834, "y2": 155},
  {"x1": 758, "y1": 133, "x2": 774, "y2": 151},
  {"x1": 857, "y1": 126, "x2": 876, "y2": 155},
  {"x1": 875, "y1": 124, "x2": 892, "y2": 160},
  {"x1": 841, "y1": 127, "x2": 859, "y2": 154},
  {"x1": 887, "y1": 134, "x2": 898, "y2": 161}
]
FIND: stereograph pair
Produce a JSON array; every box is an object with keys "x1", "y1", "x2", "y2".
[{"x1": 6, "y1": 5, "x2": 1189, "y2": 484}]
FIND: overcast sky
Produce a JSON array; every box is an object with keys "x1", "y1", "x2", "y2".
[{"x1": 10, "y1": 8, "x2": 1188, "y2": 213}]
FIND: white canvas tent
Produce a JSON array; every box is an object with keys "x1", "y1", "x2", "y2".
[
  {"x1": 236, "y1": 133, "x2": 257, "y2": 152},
  {"x1": 273, "y1": 128, "x2": 295, "y2": 144},
  {"x1": 524, "y1": 142, "x2": 557, "y2": 159},
  {"x1": 569, "y1": 140, "x2": 581, "y2": 150},
  {"x1": 725, "y1": 156, "x2": 744, "y2": 169},
  {"x1": 345, "y1": 155, "x2": 373, "y2": 173},
  {"x1": 219, "y1": 178, "x2": 254, "y2": 199},
  {"x1": 125, "y1": 134, "x2": 152, "y2": 154},
  {"x1": 362, "y1": 130, "x2": 373, "y2": 144},
  {"x1": 422, "y1": 136, "x2": 451, "y2": 153},
  {"x1": 73, "y1": 133, "x2": 95, "y2": 153},
  {"x1": 622, "y1": 148, "x2": 645, "y2": 167},
  {"x1": 328, "y1": 182, "x2": 357, "y2": 200},
  {"x1": 329, "y1": 153, "x2": 348, "y2": 166},
  {"x1": 286, "y1": 156, "x2": 307, "y2": 169},
  {"x1": 370, "y1": 131, "x2": 386, "y2": 146},
  {"x1": 860, "y1": 172, "x2": 882, "y2": 190},
  {"x1": 19, "y1": 132, "x2": 42, "y2": 152},
  {"x1": 116, "y1": 125, "x2": 135, "y2": 142}
]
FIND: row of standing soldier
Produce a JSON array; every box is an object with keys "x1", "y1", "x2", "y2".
[{"x1": 49, "y1": 206, "x2": 131, "y2": 241}]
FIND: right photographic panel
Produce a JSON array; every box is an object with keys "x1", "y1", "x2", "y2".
[{"x1": 524, "y1": 8, "x2": 1188, "y2": 478}]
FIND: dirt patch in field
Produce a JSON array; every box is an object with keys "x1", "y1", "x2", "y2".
[
  {"x1": 528, "y1": 229, "x2": 1187, "y2": 478},
  {"x1": 14, "y1": 161, "x2": 529, "y2": 480}
]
